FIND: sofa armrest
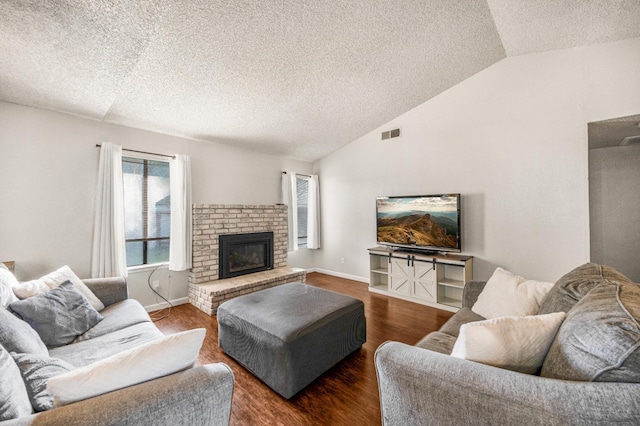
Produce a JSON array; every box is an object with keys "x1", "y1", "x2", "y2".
[
  {"x1": 461, "y1": 280, "x2": 486, "y2": 309},
  {"x1": 82, "y1": 277, "x2": 128, "y2": 307},
  {"x1": 375, "y1": 341, "x2": 640, "y2": 426},
  {"x1": 3, "y1": 363, "x2": 234, "y2": 426}
]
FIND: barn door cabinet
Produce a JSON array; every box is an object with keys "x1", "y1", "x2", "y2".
[{"x1": 368, "y1": 246, "x2": 473, "y2": 312}]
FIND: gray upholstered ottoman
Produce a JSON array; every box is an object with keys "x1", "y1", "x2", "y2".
[{"x1": 217, "y1": 282, "x2": 366, "y2": 398}]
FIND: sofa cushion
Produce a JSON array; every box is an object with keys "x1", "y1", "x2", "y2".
[
  {"x1": 451, "y1": 312, "x2": 566, "y2": 374},
  {"x1": 75, "y1": 299, "x2": 151, "y2": 342},
  {"x1": 9, "y1": 281, "x2": 103, "y2": 347},
  {"x1": 11, "y1": 352, "x2": 74, "y2": 412},
  {"x1": 415, "y1": 332, "x2": 457, "y2": 355},
  {"x1": 538, "y1": 263, "x2": 633, "y2": 315},
  {"x1": 12, "y1": 265, "x2": 104, "y2": 311},
  {"x1": 438, "y1": 307, "x2": 485, "y2": 338},
  {"x1": 0, "y1": 345, "x2": 32, "y2": 421},
  {"x1": 0, "y1": 307, "x2": 48, "y2": 357},
  {"x1": 461, "y1": 280, "x2": 487, "y2": 309},
  {"x1": 472, "y1": 267, "x2": 554, "y2": 319},
  {"x1": 541, "y1": 280, "x2": 640, "y2": 382},
  {"x1": 49, "y1": 321, "x2": 164, "y2": 367},
  {"x1": 0, "y1": 266, "x2": 19, "y2": 307},
  {"x1": 47, "y1": 328, "x2": 206, "y2": 407}
]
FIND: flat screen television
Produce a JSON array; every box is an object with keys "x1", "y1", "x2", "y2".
[{"x1": 376, "y1": 194, "x2": 461, "y2": 253}]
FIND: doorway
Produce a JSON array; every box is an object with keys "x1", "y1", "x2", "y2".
[{"x1": 588, "y1": 114, "x2": 640, "y2": 282}]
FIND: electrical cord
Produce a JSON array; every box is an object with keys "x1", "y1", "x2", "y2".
[{"x1": 147, "y1": 264, "x2": 172, "y2": 321}]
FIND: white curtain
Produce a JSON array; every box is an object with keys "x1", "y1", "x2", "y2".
[
  {"x1": 91, "y1": 142, "x2": 127, "y2": 278},
  {"x1": 307, "y1": 174, "x2": 321, "y2": 249},
  {"x1": 169, "y1": 154, "x2": 192, "y2": 271},
  {"x1": 281, "y1": 171, "x2": 298, "y2": 252},
  {"x1": 282, "y1": 171, "x2": 321, "y2": 251}
]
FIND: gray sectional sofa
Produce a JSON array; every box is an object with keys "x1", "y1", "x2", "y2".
[
  {"x1": 375, "y1": 263, "x2": 640, "y2": 425},
  {"x1": 1, "y1": 276, "x2": 234, "y2": 426}
]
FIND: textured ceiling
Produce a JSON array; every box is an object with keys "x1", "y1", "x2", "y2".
[
  {"x1": 1, "y1": 1, "x2": 640, "y2": 161},
  {"x1": 589, "y1": 114, "x2": 640, "y2": 150},
  {"x1": 488, "y1": 0, "x2": 640, "y2": 56}
]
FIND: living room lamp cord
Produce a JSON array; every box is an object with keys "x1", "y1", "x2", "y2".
[{"x1": 147, "y1": 264, "x2": 172, "y2": 321}]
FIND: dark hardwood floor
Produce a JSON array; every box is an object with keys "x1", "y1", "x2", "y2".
[{"x1": 154, "y1": 272, "x2": 453, "y2": 425}]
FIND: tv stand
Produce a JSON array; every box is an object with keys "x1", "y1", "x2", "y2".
[{"x1": 368, "y1": 246, "x2": 473, "y2": 312}]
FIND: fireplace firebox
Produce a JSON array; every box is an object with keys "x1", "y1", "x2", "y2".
[{"x1": 219, "y1": 232, "x2": 274, "y2": 279}]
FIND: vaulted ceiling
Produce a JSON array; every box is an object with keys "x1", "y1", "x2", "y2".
[{"x1": 2, "y1": 1, "x2": 640, "y2": 161}]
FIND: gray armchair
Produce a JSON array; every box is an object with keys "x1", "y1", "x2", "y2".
[{"x1": 375, "y1": 279, "x2": 640, "y2": 425}]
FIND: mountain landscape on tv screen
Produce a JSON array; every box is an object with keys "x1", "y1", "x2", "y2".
[{"x1": 377, "y1": 213, "x2": 458, "y2": 248}]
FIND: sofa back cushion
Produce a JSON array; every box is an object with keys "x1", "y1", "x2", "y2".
[
  {"x1": 538, "y1": 263, "x2": 632, "y2": 315},
  {"x1": 0, "y1": 307, "x2": 48, "y2": 357},
  {"x1": 540, "y1": 280, "x2": 640, "y2": 382},
  {"x1": 0, "y1": 345, "x2": 32, "y2": 421}
]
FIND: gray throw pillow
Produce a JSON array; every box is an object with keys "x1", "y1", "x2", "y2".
[
  {"x1": 540, "y1": 280, "x2": 640, "y2": 382},
  {"x1": 538, "y1": 263, "x2": 633, "y2": 315},
  {"x1": 0, "y1": 307, "x2": 48, "y2": 357},
  {"x1": 0, "y1": 345, "x2": 33, "y2": 420},
  {"x1": 11, "y1": 352, "x2": 75, "y2": 412},
  {"x1": 9, "y1": 281, "x2": 104, "y2": 347}
]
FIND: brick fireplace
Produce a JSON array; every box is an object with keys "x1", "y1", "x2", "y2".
[
  {"x1": 189, "y1": 204, "x2": 305, "y2": 314},
  {"x1": 190, "y1": 204, "x2": 288, "y2": 284}
]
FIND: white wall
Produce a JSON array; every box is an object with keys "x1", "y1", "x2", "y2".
[
  {"x1": 314, "y1": 37, "x2": 640, "y2": 283},
  {"x1": 589, "y1": 145, "x2": 640, "y2": 282},
  {"x1": 3, "y1": 37, "x2": 639, "y2": 304},
  {"x1": 0, "y1": 102, "x2": 314, "y2": 308}
]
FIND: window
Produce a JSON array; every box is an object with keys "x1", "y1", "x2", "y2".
[
  {"x1": 122, "y1": 157, "x2": 170, "y2": 267},
  {"x1": 296, "y1": 176, "x2": 309, "y2": 247}
]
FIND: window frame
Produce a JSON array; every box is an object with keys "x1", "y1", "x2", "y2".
[{"x1": 122, "y1": 153, "x2": 171, "y2": 268}]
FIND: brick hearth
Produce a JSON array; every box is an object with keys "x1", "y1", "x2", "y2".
[{"x1": 189, "y1": 266, "x2": 306, "y2": 315}]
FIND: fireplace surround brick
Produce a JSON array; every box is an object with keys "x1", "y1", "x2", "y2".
[
  {"x1": 188, "y1": 204, "x2": 302, "y2": 315},
  {"x1": 189, "y1": 204, "x2": 288, "y2": 285}
]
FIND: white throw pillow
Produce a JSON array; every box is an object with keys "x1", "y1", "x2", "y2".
[
  {"x1": 451, "y1": 312, "x2": 566, "y2": 374},
  {"x1": 47, "y1": 328, "x2": 206, "y2": 407},
  {"x1": 472, "y1": 267, "x2": 553, "y2": 319},
  {"x1": 0, "y1": 267, "x2": 19, "y2": 307},
  {"x1": 12, "y1": 265, "x2": 104, "y2": 311}
]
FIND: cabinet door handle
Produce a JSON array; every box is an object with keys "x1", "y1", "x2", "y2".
[{"x1": 407, "y1": 256, "x2": 410, "y2": 267}]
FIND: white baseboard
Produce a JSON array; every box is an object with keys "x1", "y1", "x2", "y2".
[
  {"x1": 144, "y1": 297, "x2": 188, "y2": 313},
  {"x1": 309, "y1": 268, "x2": 369, "y2": 284}
]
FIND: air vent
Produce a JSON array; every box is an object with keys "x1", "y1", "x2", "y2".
[
  {"x1": 620, "y1": 135, "x2": 640, "y2": 146},
  {"x1": 381, "y1": 128, "x2": 401, "y2": 140}
]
